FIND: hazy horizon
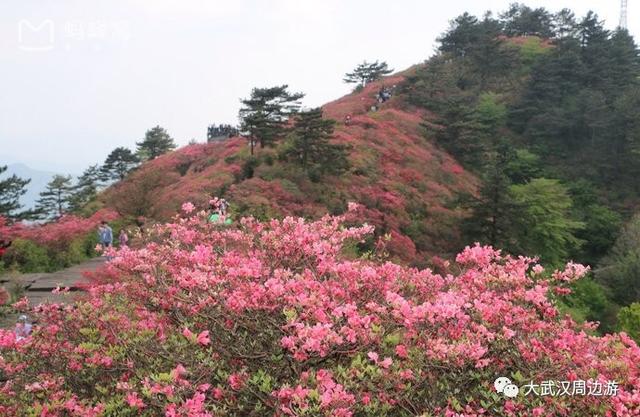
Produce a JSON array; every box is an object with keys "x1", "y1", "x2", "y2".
[{"x1": 1, "y1": 0, "x2": 637, "y2": 173}]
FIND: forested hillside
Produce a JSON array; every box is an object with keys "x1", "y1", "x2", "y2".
[{"x1": 404, "y1": 4, "x2": 640, "y2": 333}]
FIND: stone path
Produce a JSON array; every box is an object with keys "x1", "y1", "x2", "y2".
[{"x1": 0, "y1": 258, "x2": 105, "y2": 328}]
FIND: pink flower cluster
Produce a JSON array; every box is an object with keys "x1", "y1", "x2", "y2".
[
  {"x1": 0, "y1": 209, "x2": 638, "y2": 416},
  {"x1": 0, "y1": 208, "x2": 118, "y2": 252}
]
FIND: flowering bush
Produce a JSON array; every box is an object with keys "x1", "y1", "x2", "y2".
[
  {"x1": 0, "y1": 207, "x2": 638, "y2": 416},
  {"x1": 0, "y1": 209, "x2": 119, "y2": 272}
]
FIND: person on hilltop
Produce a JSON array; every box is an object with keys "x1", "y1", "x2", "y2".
[
  {"x1": 14, "y1": 315, "x2": 32, "y2": 341},
  {"x1": 208, "y1": 198, "x2": 232, "y2": 225},
  {"x1": 119, "y1": 229, "x2": 129, "y2": 248}
]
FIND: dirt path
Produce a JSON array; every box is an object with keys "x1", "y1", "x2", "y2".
[{"x1": 0, "y1": 258, "x2": 105, "y2": 328}]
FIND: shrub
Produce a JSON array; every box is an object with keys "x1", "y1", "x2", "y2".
[
  {"x1": 3, "y1": 238, "x2": 51, "y2": 272},
  {"x1": 241, "y1": 156, "x2": 259, "y2": 180},
  {"x1": 0, "y1": 207, "x2": 638, "y2": 416},
  {"x1": 618, "y1": 303, "x2": 640, "y2": 343}
]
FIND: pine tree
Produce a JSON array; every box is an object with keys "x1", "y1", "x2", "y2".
[
  {"x1": 461, "y1": 142, "x2": 517, "y2": 248},
  {"x1": 499, "y1": 3, "x2": 554, "y2": 38},
  {"x1": 343, "y1": 61, "x2": 393, "y2": 88},
  {"x1": 438, "y1": 13, "x2": 482, "y2": 58},
  {"x1": 136, "y1": 126, "x2": 176, "y2": 160},
  {"x1": 0, "y1": 165, "x2": 30, "y2": 220},
  {"x1": 553, "y1": 8, "x2": 578, "y2": 39},
  {"x1": 284, "y1": 108, "x2": 350, "y2": 179},
  {"x1": 608, "y1": 29, "x2": 640, "y2": 94},
  {"x1": 239, "y1": 85, "x2": 304, "y2": 155},
  {"x1": 68, "y1": 165, "x2": 102, "y2": 212},
  {"x1": 34, "y1": 174, "x2": 73, "y2": 220},
  {"x1": 100, "y1": 147, "x2": 140, "y2": 181}
]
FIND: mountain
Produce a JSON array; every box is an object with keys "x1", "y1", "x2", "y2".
[{"x1": 100, "y1": 70, "x2": 477, "y2": 265}]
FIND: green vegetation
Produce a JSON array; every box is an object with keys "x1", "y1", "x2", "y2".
[
  {"x1": 0, "y1": 165, "x2": 30, "y2": 220},
  {"x1": 100, "y1": 147, "x2": 140, "y2": 181},
  {"x1": 343, "y1": 60, "x2": 393, "y2": 89},
  {"x1": 68, "y1": 165, "x2": 103, "y2": 213},
  {"x1": 238, "y1": 85, "x2": 304, "y2": 155},
  {"x1": 618, "y1": 303, "x2": 640, "y2": 341},
  {"x1": 34, "y1": 174, "x2": 73, "y2": 220},
  {"x1": 281, "y1": 108, "x2": 350, "y2": 181},
  {"x1": 407, "y1": 4, "x2": 640, "y2": 334},
  {"x1": 136, "y1": 125, "x2": 177, "y2": 161}
]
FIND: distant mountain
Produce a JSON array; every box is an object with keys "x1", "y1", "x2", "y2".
[{"x1": 3, "y1": 163, "x2": 64, "y2": 210}]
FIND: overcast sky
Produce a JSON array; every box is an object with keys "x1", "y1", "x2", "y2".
[{"x1": 0, "y1": 0, "x2": 637, "y2": 173}]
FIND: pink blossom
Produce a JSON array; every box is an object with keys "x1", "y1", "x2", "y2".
[
  {"x1": 379, "y1": 357, "x2": 393, "y2": 369},
  {"x1": 182, "y1": 202, "x2": 196, "y2": 214},
  {"x1": 395, "y1": 344, "x2": 408, "y2": 358},
  {"x1": 126, "y1": 392, "x2": 145, "y2": 409},
  {"x1": 196, "y1": 330, "x2": 210, "y2": 346}
]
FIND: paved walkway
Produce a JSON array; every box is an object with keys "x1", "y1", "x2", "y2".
[{"x1": 0, "y1": 258, "x2": 105, "y2": 328}]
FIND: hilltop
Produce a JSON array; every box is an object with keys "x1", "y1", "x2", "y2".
[{"x1": 100, "y1": 70, "x2": 476, "y2": 264}]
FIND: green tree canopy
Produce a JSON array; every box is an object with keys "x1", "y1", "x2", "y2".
[
  {"x1": 34, "y1": 174, "x2": 73, "y2": 220},
  {"x1": 499, "y1": 3, "x2": 555, "y2": 38},
  {"x1": 618, "y1": 303, "x2": 640, "y2": 342},
  {"x1": 239, "y1": 85, "x2": 304, "y2": 155},
  {"x1": 597, "y1": 214, "x2": 640, "y2": 306},
  {"x1": 0, "y1": 165, "x2": 30, "y2": 220},
  {"x1": 343, "y1": 60, "x2": 393, "y2": 88},
  {"x1": 461, "y1": 142, "x2": 516, "y2": 249},
  {"x1": 100, "y1": 147, "x2": 140, "y2": 182},
  {"x1": 509, "y1": 178, "x2": 584, "y2": 265},
  {"x1": 136, "y1": 125, "x2": 177, "y2": 160},
  {"x1": 68, "y1": 165, "x2": 102, "y2": 212},
  {"x1": 283, "y1": 108, "x2": 350, "y2": 180}
]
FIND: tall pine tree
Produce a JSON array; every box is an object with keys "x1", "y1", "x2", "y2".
[
  {"x1": 283, "y1": 108, "x2": 350, "y2": 179},
  {"x1": 343, "y1": 61, "x2": 393, "y2": 88},
  {"x1": 239, "y1": 85, "x2": 304, "y2": 155},
  {"x1": 0, "y1": 165, "x2": 30, "y2": 220},
  {"x1": 100, "y1": 147, "x2": 140, "y2": 181},
  {"x1": 68, "y1": 165, "x2": 102, "y2": 212},
  {"x1": 34, "y1": 175, "x2": 73, "y2": 220},
  {"x1": 136, "y1": 126, "x2": 176, "y2": 160}
]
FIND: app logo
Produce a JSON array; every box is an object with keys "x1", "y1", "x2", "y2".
[{"x1": 18, "y1": 19, "x2": 55, "y2": 51}]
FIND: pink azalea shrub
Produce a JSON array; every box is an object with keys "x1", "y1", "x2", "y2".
[
  {"x1": 0, "y1": 209, "x2": 639, "y2": 416},
  {"x1": 16, "y1": 209, "x2": 118, "y2": 249},
  {"x1": 0, "y1": 209, "x2": 119, "y2": 272}
]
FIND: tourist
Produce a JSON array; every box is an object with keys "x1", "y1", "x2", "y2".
[
  {"x1": 119, "y1": 229, "x2": 129, "y2": 247},
  {"x1": 14, "y1": 315, "x2": 32, "y2": 341},
  {"x1": 98, "y1": 221, "x2": 113, "y2": 248},
  {"x1": 98, "y1": 221, "x2": 114, "y2": 260},
  {"x1": 208, "y1": 199, "x2": 232, "y2": 225}
]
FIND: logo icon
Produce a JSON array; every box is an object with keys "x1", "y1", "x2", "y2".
[
  {"x1": 494, "y1": 377, "x2": 520, "y2": 398},
  {"x1": 18, "y1": 19, "x2": 55, "y2": 51}
]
